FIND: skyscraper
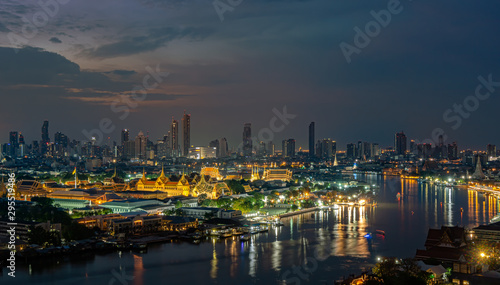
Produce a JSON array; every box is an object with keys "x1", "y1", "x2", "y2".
[
  {"x1": 135, "y1": 131, "x2": 147, "y2": 159},
  {"x1": 394, "y1": 131, "x2": 407, "y2": 155},
  {"x1": 182, "y1": 111, "x2": 190, "y2": 157},
  {"x1": 171, "y1": 118, "x2": 179, "y2": 157},
  {"x1": 487, "y1": 144, "x2": 497, "y2": 160},
  {"x1": 282, "y1": 139, "x2": 296, "y2": 158},
  {"x1": 41, "y1": 120, "x2": 49, "y2": 154},
  {"x1": 209, "y1": 139, "x2": 219, "y2": 157},
  {"x1": 18, "y1": 133, "x2": 25, "y2": 157},
  {"x1": 309, "y1": 122, "x2": 315, "y2": 157},
  {"x1": 267, "y1": 141, "x2": 275, "y2": 156},
  {"x1": 242, "y1": 123, "x2": 252, "y2": 156},
  {"x1": 316, "y1": 139, "x2": 335, "y2": 160},
  {"x1": 219, "y1": 138, "x2": 228, "y2": 157},
  {"x1": 346, "y1": 143, "x2": 356, "y2": 159},
  {"x1": 9, "y1": 131, "x2": 18, "y2": 157},
  {"x1": 121, "y1": 129, "x2": 130, "y2": 145}
]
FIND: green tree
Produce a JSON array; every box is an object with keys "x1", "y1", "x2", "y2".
[
  {"x1": 175, "y1": 201, "x2": 183, "y2": 209},
  {"x1": 226, "y1": 180, "x2": 245, "y2": 194}
]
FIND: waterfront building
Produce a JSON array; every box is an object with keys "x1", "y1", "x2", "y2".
[
  {"x1": 0, "y1": 219, "x2": 60, "y2": 244},
  {"x1": 161, "y1": 216, "x2": 198, "y2": 231},
  {"x1": 415, "y1": 226, "x2": 475, "y2": 274},
  {"x1": 76, "y1": 213, "x2": 124, "y2": 231},
  {"x1": 135, "y1": 167, "x2": 191, "y2": 196},
  {"x1": 180, "y1": 207, "x2": 220, "y2": 219},
  {"x1": 472, "y1": 221, "x2": 500, "y2": 242},
  {"x1": 100, "y1": 199, "x2": 167, "y2": 214},
  {"x1": 110, "y1": 215, "x2": 162, "y2": 235},
  {"x1": 394, "y1": 131, "x2": 407, "y2": 155}
]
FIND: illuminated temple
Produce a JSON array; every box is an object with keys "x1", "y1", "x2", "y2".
[
  {"x1": 135, "y1": 167, "x2": 191, "y2": 196},
  {"x1": 262, "y1": 169, "x2": 293, "y2": 182},
  {"x1": 192, "y1": 174, "x2": 230, "y2": 199}
]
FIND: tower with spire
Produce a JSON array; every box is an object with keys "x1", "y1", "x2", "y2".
[{"x1": 472, "y1": 156, "x2": 486, "y2": 180}]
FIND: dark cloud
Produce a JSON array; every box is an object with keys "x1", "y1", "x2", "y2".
[
  {"x1": 49, "y1": 37, "x2": 62, "y2": 44},
  {"x1": 108, "y1": 70, "x2": 137, "y2": 77},
  {"x1": 0, "y1": 46, "x2": 79, "y2": 85},
  {"x1": 79, "y1": 26, "x2": 212, "y2": 58}
]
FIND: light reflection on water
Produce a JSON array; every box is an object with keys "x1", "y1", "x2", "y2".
[{"x1": 4, "y1": 174, "x2": 500, "y2": 285}]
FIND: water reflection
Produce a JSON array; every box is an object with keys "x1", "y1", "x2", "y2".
[{"x1": 6, "y1": 175, "x2": 500, "y2": 285}]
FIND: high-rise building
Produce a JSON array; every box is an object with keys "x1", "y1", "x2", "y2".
[
  {"x1": 282, "y1": 139, "x2": 296, "y2": 158},
  {"x1": 121, "y1": 129, "x2": 130, "y2": 145},
  {"x1": 171, "y1": 118, "x2": 179, "y2": 157},
  {"x1": 135, "y1": 131, "x2": 147, "y2": 159},
  {"x1": 308, "y1": 122, "x2": 315, "y2": 157},
  {"x1": 209, "y1": 139, "x2": 219, "y2": 157},
  {"x1": 394, "y1": 131, "x2": 407, "y2": 155},
  {"x1": 9, "y1": 131, "x2": 18, "y2": 157},
  {"x1": 346, "y1": 143, "x2": 356, "y2": 159},
  {"x1": 267, "y1": 141, "x2": 275, "y2": 156},
  {"x1": 54, "y1": 132, "x2": 68, "y2": 148},
  {"x1": 41, "y1": 120, "x2": 49, "y2": 154},
  {"x1": 18, "y1": 133, "x2": 25, "y2": 157},
  {"x1": 182, "y1": 111, "x2": 190, "y2": 157},
  {"x1": 124, "y1": 140, "x2": 136, "y2": 159},
  {"x1": 219, "y1": 138, "x2": 228, "y2": 157},
  {"x1": 448, "y1": 142, "x2": 458, "y2": 160},
  {"x1": 41, "y1": 120, "x2": 49, "y2": 143},
  {"x1": 316, "y1": 139, "x2": 336, "y2": 160},
  {"x1": 258, "y1": 141, "x2": 267, "y2": 157},
  {"x1": 410, "y1": 140, "x2": 416, "y2": 154},
  {"x1": 242, "y1": 123, "x2": 252, "y2": 156},
  {"x1": 357, "y1": 141, "x2": 363, "y2": 159},
  {"x1": 487, "y1": 144, "x2": 497, "y2": 160}
]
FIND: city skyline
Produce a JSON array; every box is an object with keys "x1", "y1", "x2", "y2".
[{"x1": 2, "y1": 118, "x2": 498, "y2": 154}]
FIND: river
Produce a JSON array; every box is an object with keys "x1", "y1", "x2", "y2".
[{"x1": 2, "y1": 174, "x2": 499, "y2": 284}]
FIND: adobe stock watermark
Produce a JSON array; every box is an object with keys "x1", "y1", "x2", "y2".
[
  {"x1": 7, "y1": 0, "x2": 72, "y2": 53},
  {"x1": 443, "y1": 74, "x2": 499, "y2": 130},
  {"x1": 415, "y1": 73, "x2": 499, "y2": 147},
  {"x1": 108, "y1": 267, "x2": 134, "y2": 285},
  {"x1": 236, "y1": 106, "x2": 297, "y2": 153},
  {"x1": 213, "y1": 0, "x2": 243, "y2": 22},
  {"x1": 339, "y1": 0, "x2": 404, "y2": 63},
  {"x1": 82, "y1": 64, "x2": 169, "y2": 144},
  {"x1": 281, "y1": 243, "x2": 331, "y2": 284},
  {"x1": 6, "y1": 172, "x2": 17, "y2": 278}
]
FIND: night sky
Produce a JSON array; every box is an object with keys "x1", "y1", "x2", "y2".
[{"x1": 1, "y1": 0, "x2": 500, "y2": 150}]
